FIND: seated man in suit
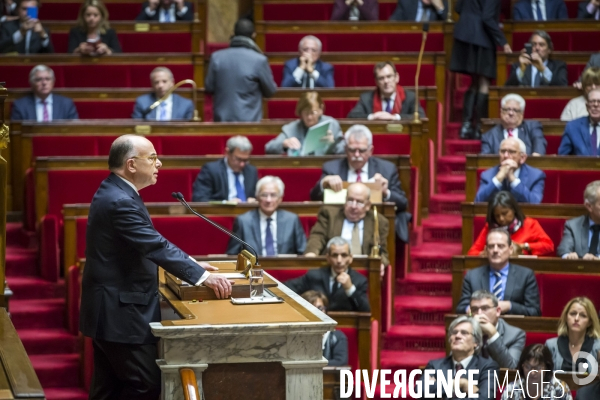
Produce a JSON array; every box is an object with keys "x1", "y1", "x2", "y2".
[
  {"x1": 11, "y1": 65, "x2": 78, "y2": 121},
  {"x1": 286, "y1": 236, "x2": 370, "y2": 312},
  {"x1": 469, "y1": 290, "x2": 526, "y2": 369},
  {"x1": 578, "y1": 0, "x2": 600, "y2": 19},
  {"x1": 388, "y1": 0, "x2": 448, "y2": 21},
  {"x1": 281, "y1": 35, "x2": 334, "y2": 88},
  {"x1": 558, "y1": 180, "x2": 600, "y2": 259},
  {"x1": 0, "y1": 0, "x2": 53, "y2": 53},
  {"x1": 136, "y1": 0, "x2": 193, "y2": 21},
  {"x1": 513, "y1": 0, "x2": 568, "y2": 20},
  {"x1": 422, "y1": 316, "x2": 498, "y2": 400},
  {"x1": 301, "y1": 290, "x2": 349, "y2": 366},
  {"x1": 475, "y1": 137, "x2": 546, "y2": 204},
  {"x1": 132, "y1": 66, "x2": 194, "y2": 120},
  {"x1": 331, "y1": 0, "x2": 378, "y2": 20},
  {"x1": 457, "y1": 229, "x2": 541, "y2": 316},
  {"x1": 505, "y1": 31, "x2": 568, "y2": 88},
  {"x1": 310, "y1": 124, "x2": 411, "y2": 242},
  {"x1": 481, "y1": 93, "x2": 547, "y2": 156},
  {"x1": 558, "y1": 88, "x2": 600, "y2": 156},
  {"x1": 305, "y1": 182, "x2": 389, "y2": 275},
  {"x1": 192, "y1": 135, "x2": 258, "y2": 203},
  {"x1": 347, "y1": 61, "x2": 425, "y2": 121},
  {"x1": 226, "y1": 175, "x2": 306, "y2": 256},
  {"x1": 1, "y1": 0, "x2": 18, "y2": 22}
]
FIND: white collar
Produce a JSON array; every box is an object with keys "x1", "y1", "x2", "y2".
[
  {"x1": 35, "y1": 93, "x2": 53, "y2": 105},
  {"x1": 116, "y1": 174, "x2": 139, "y2": 194}
]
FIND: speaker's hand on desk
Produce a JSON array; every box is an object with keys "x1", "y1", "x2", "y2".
[{"x1": 204, "y1": 274, "x2": 234, "y2": 299}]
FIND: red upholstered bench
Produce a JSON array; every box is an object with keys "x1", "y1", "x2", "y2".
[
  {"x1": 537, "y1": 274, "x2": 600, "y2": 317},
  {"x1": 525, "y1": 332, "x2": 555, "y2": 347},
  {"x1": 546, "y1": 136, "x2": 561, "y2": 155},
  {"x1": 50, "y1": 32, "x2": 193, "y2": 53},
  {"x1": 264, "y1": 33, "x2": 444, "y2": 52},
  {"x1": 40, "y1": 3, "x2": 144, "y2": 20},
  {"x1": 512, "y1": 31, "x2": 600, "y2": 52},
  {"x1": 261, "y1": 2, "x2": 396, "y2": 20},
  {"x1": 473, "y1": 216, "x2": 566, "y2": 250}
]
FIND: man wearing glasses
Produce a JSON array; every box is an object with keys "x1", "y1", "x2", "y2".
[
  {"x1": 456, "y1": 229, "x2": 541, "y2": 316},
  {"x1": 286, "y1": 236, "x2": 370, "y2": 312},
  {"x1": 480, "y1": 93, "x2": 547, "y2": 156},
  {"x1": 310, "y1": 124, "x2": 411, "y2": 242},
  {"x1": 281, "y1": 35, "x2": 334, "y2": 89},
  {"x1": 558, "y1": 88, "x2": 600, "y2": 156},
  {"x1": 192, "y1": 135, "x2": 258, "y2": 203},
  {"x1": 225, "y1": 175, "x2": 306, "y2": 256},
  {"x1": 475, "y1": 136, "x2": 546, "y2": 203}
]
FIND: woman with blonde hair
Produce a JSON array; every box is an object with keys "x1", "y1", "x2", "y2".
[
  {"x1": 545, "y1": 297, "x2": 600, "y2": 398},
  {"x1": 561, "y1": 67, "x2": 600, "y2": 121},
  {"x1": 68, "y1": 0, "x2": 121, "y2": 55},
  {"x1": 265, "y1": 91, "x2": 344, "y2": 155}
]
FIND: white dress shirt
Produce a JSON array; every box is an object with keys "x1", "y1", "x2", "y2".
[
  {"x1": 12, "y1": 26, "x2": 50, "y2": 54},
  {"x1": 346, "y1": 161, "x2": 369, "y2": 183},
  {"x1": 516, "y1": 59, "x2": 552, "y2": 85},
  {"x1": 531, "y1": 0, "x2": 547, "y2": 20},
  {"x1": 453, "y1": 355, "x2": 473, "y2": 371},
  {"x1": 503, "y1": 127, "x2": 519, "y2": 140},
  {"x1": 341, "y1": 218, "x2": 364, "y2": 248},
  {"x1": 292, "y1": 66, "x2": 321, "y2": 89},
  {"x1": 225, "y1": 158, "x2": 243, "y2": 200},
  {"x1": 144, "y1": 3, "x2": 189, "y2": 22},
  {"x1": 368, "y1": 92, "x2": 401, "y2": 121},
  {"x1": 35, "y1": 94, "x2": 53, "y2": 122},
  {"x1": 329, "y1": 267, "x2": 356, "y2": 297},
  {"x1": 492, "y1": 167, "x2": 522, "y2": 189},
  {"x1": 259, "y1": 210, "x2": 278, "y2": 256},
  {"x1": 155, "y1": 94, "x2": 173, "y2": 121}
]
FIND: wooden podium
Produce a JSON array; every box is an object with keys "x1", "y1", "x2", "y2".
[{"x1": 154, "y1": 262, "x2": 335, "y2": 400}]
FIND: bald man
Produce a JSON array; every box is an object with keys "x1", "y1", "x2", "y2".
[{"x1": 79, "y1": 135, "x2": 232, "y2": 399}]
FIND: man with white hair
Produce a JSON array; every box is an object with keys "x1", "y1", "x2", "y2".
[
  {"x1": 480, "y1": 93, "x2": 547, "y2": 156},
  {"x1": 132, "y1": 66, "x2": 194, "y2": 120},
  {"x1": 281, "y1": 35, "x2": 334, "y2": 88},
  {"x1": 475, "y1": 136, "x2": 546, "y2": 203},
  {"x1": 310, "y1": 124, "x2": 411, "y2": 242},
  {"x1": 226, "y1": 176, "x2": 307, "y2": 256},
  {"x1": 11, "y1": 65, "x2": 78, "y2": 121}
]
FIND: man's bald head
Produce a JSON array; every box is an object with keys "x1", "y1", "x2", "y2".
[{"x1": 108, "y1": 135, "x2": 146, "y2": 171}]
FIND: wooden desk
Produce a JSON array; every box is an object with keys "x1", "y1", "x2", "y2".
[{"x1": 488, "y1": 87, "x2": 580, "y2": 118}]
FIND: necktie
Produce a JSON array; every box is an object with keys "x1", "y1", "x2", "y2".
[
  {"x1": 481, "y1": 336, "x2": 490, "y2": 358},
  {"x1": 355, "y1": 169, "x2": 362, "y2": 182},
  {"x1": 234, "y1": 172, "x2": 247, "y2": 202},
  {"x1": 159, "y1": 102, "x2": 167, "y2": 121},
  {"x1": 589, "y1": 225, "x2": 600, "y2": 256},
  {"x1": 492, "y1": 271, "x2": 503, "y2": 300},
  {"x1": 535, "y1": 0, "x2": 544, "y2": 21},
  {"x1": 507, "y1": 128, "x2": 513, "y2": 137},
  {"x1": 164, "y1": 9, "x2": 171, "y2": 22},
  {"x1": 351, "y1": 222, "x2": 361, "y2": 255},
  {"x1": 265, "y1": 217, "x2": 275, "y2": 256},
  {"x1": 385, "y1": 98, "x2": 393, "y2": 113},
  {"x1": 591, "y1": 124, "x2": 598, "y2": 157},
  {"x1": 42, "y1": 101, "x2": 49, "y2": 122},
  {"x1": 532, "y1": 69, "x2": 541, "y2": 87}
]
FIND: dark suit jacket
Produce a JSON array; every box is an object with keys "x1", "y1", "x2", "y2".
[
  {"x1": 323, "y1": 330, "x2": 348, "y2": 366},
  {"x1": 578, "y1": 1, "x2": 600, "y2": 19},
  {"x1": 558, "y1": 116, "x2": 598, "y2": 156},
  {"x1": 0, "y1": 20, "x2": 54, "y2": 53},
  {"x1": 135, "y1": 1, "x2": 194, "y2": 21},
  {"x1": 484, "y1": 318, "x2": 526, "y2": 369},
  {"x1": 346, "y1": 89, "x2": 426, "y2": 121},
  {"x1": 513, "y1": 0, "x2": 569, "y2": 20},
  {"x1": 557, "y1": 215, "x2": 597, "y2": 257},
  {"x1": 67, "y1": 27, "x2": 122, "y2": 53},
  {"x1": 131, "y1": 93, "x2": 194, "y2": 120},
  {"x1": 225, "y1": 209, "x2": 307, "y2": 256},
  {"x1": 422, "y1": 355, "x2": 498, "y2": 399},
  {"x1": 310, "y1": 157, "x2": 411, "y2": 242},
  {"x1": 505, "y1": 60, "x2": 568, "y2": 87},
  {"x1": 474, "y1": 163, "x2": 546, "y2": 204},
  {"x1": 305, "y1": 206, "x2": 390, "y2": 266},
  {"x1": 79, "y1": 173, "x2": 205, "y2": 344},
  {"x1": 453, "y1": 0, "x2": 507, "y2": 49},
  {"x1": 191, "y1": 158, "x2": 259, "y2": 202},
  {"x1": 388, "y1": 0, "x2": 449, "y2": 21},
  {"x1": 281, "y1": 58, "x2": 335, "y2": 88},
  {"x1": 456, "y1": 263, "x2": 542, "y2": 316},
  {"x1": 285, "y1": 266, "x2": 370, "y2": 312},
  {"x1": 331, "y1": 0, "x2": 378, "y2": 20},
  {"x1": 10, "y1": 93, "x2": 79, "y2": 121},
  {"x1": 480, "y1": 121, "x2": 547, "y2": 155}
]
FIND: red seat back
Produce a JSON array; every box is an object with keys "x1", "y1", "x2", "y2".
[{"x1": 537, "y1": 274, "x2": 600, "y2": 316}]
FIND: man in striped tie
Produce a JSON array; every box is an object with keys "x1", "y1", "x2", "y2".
[{"x1": 456, "y1": 229, "x2": 541, "y2": 316}]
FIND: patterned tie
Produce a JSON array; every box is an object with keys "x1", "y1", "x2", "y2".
[
  {"x1": 42, "y1": 100, "x2": 49, "y2": 122},
  {"x1": 385, "y1": 98, "x2": 393, "y2": 113},
  {"x1": 355, "y1": 169, "x2": 362, "y2": 182},
  {"x1": 265, "y1": 217, "x2": 275, "y2": 256},
  {"x1": 507, "y1": 128, "x2": 513, "y2": 137},
  {"x1": 492, "y1": 271, "x2": 503, "y2": 300},
  {"x1": 234, "y1": 172, "x2": 247, "y2": 202},
  {"x1": 589, "y1": 225, "x2": 600, "y2": 256},
  {"x1": 535, "y1": 0, "x2": 544, "y2": 21},
  {"x1": 591, "y1": 124, "x2": 598, "y2": 157},
  {"x1": 351, "y1": 223, "x2": 361, "y2": 255},
  {"x1": 159, "y1": 102, "x2": 167, "y2": 121}
]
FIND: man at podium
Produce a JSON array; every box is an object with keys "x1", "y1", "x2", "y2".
[{"x1": 80, "y1": 135, "x2": 233, "y2": 399}]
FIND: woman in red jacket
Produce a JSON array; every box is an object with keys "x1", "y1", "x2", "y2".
[{"x1": 468, "y1": 191, "x2": 554, "y2": 256}]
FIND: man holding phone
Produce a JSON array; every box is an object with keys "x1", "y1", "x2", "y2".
[
  {"x1": 505, "y1": 30, "x2": 567, "y2": 87},
  {"x1": 0, "y1": 0, "x2": 53, "y2": 54}
]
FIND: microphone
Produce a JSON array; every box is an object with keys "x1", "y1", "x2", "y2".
[
  {"x1": 413, "y1": 22, "x2": 429, "y2": 123},
  {"x1": 171, "y1": 192, "x2": 260, "y2": 265}
]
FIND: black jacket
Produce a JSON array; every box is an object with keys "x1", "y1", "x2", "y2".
[
  {"x1": 67, "y1": 27, "x2": 122, "y2": 53},
  {"x1": 388, "y1": 0, "x2": 448, "y2": 21},
  {"x1": 453, "y1": 0, "x2": 507, "y2": 49},
  {"x1": 323, "y1": 330, "x2": 349, "y2": 366},
  {"x1": 346, "y1": 89, "x2": 425, "y2": 121},
  {"x1": 505, "y1": 59, "x2": 568, "y2": 87},
  {"x1": 0, "y1": 19, "x2": 54, "y2": 53},
  {"x1": 480, "y1": 121, "x2": 547, "y2": 155},
  {"x1": 191, "y1": 158, "x2": 258, "y2": 202}
]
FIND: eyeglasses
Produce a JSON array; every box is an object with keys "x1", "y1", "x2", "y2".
[
  {"x1": 131, "y1": 155, "x2": 159, "y2": 164},
  {"x1": 300, "y1": 47, "x2": 319, "y2": 53},
  {"x1": 258, "y1": 193, "x2": 280, "y2": 199},
  {"x1": 522, "y1": 363, "x2": 545, "y2": 371},
  {"x1": 470, "y1": 305, "x2": 493, "y2": 313},
  {"x1": 346, "y1": 199, "x2": 367, "y2": 208},
  {"x1": 501, "y1": 107, "x2": 522, "y2": 114},
  {"x1": 329, "y1": 252, "x2": 350, "y2": 258},
  {"x1": 499, "y1": 149, "x2": 519, "y2": 155},
  {"x1": 450, "y1": 329, "x2": 473, "y2": 337},
  {"x1": 346, "y1": 147, "x2": 370, "y2": 154},
  {"x1": 588, "y1": 100, "x2": 600, "y2": 106}
]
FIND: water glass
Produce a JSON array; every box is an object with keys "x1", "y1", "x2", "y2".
[{"x1": 249, "y1": 269, "x2": 264, "y2": 299}]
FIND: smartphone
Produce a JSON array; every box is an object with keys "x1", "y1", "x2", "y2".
[
  {"x1": 26, "y1": 6, "x2": 38, "y2": 19},
  {"x1": 524, "y1": 43, "x2": 532, "y2": 56}
]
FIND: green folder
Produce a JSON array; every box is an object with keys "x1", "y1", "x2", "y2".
[{"x1": 300, "y1": 120, "x2": 331, "y2": 156}]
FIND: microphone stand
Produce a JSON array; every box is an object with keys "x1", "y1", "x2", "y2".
[
  {"x1": 171, "y1": 192, "x2": 260, "y2": 274},
  {"x1": 413, "y1": 23, "x2": 429, "y2": 124},
  {"x1": 146, "y1": 79, "x2": 201, "y2": 121}
]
